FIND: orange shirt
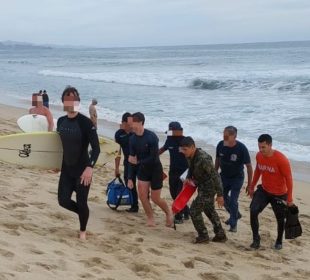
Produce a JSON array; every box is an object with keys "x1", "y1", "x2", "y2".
[{"x1": 251, "y1": 150, "x2": 293, "y2": 203}]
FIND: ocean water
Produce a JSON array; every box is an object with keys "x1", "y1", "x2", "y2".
[{"x1": 0, "y1": 41, "x2": 309, "y2": 162}]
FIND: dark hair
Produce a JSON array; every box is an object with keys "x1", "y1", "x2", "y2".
[
  {"x1": 258, "y1": 134, "x2": 272, "y2": 144},
  {"x1": 180, "y1": 136, "x2": 196, "y2": 147},
  {"x1": 61, "y1": 86, "x2": 80, "y2": 103},
  {"x1": 132, "y1": 112, "x2": 145, "y2": 125},
  {"x1": 122, "y1": 112, "x2": 132, "y2": 123},
  {"x1": 224, "y1": 125, "x2": 237, "y2": 136}
]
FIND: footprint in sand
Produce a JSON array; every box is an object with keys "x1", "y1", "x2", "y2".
[
  {"x1": 182, "y1": 260, "x2": 195, "y2": 269},
  {"x1": 199, "y1": 272, "x2": 240, "y2": 280},
  {"x1": 4, "y1": 202, "x2": 28, "y2": 210},
  {"x1": 80, "y1": 257, "x2": 112, "y2": 269},
  {"x1": 78, "y1": 273, "x2": 96, "y2": 279},
  {"x1": 14, "y1": 264, "x2": 30, "y2": 273},
  {"x1": 129, "y1": 262, "x2": 158, "y2": 278},
  {"x1": 0, "y1": 272, "x2": 15, "y2": 280},
  {"x1": 29, "y1": 202, "x2": 47, "y2": 209},
  {"x1": 146, "y1": 248, "x2": 163, "y2": 256},
  {"x1": 194, "y1": 256, "x2": 214, "y2": 266},
  {"x1": 0, "y1": 248, "x2": 15, "y2": 258}
]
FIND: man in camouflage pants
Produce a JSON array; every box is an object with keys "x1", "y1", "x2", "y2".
[{"x1": 180, "y1": 136, "x2": 227, "y2": 243}]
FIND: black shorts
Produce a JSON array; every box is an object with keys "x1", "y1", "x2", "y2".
[{"x1": 137, "y1": 162, "x2": 163, "y2": 190}]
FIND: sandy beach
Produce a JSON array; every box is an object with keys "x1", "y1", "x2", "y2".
[{"x1": 0, "y1": 103, "x2": 309, "y2": 280}]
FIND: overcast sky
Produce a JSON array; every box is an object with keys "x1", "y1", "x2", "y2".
[{"x1": 0, "y1": 0, "x2": 309, "y2": 47}]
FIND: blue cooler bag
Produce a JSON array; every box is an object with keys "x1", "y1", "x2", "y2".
[{"x1": 106, "y1": 177, "x2": 133, "y2": 210}]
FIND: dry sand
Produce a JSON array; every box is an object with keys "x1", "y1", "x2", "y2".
[{"x1": 0, "y1": 103, "x2": 309, "y2": 280}]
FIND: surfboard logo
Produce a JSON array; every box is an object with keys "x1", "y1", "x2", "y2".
[{"x1": 19, "y1": 144, "x2": 31, "y2": 158}]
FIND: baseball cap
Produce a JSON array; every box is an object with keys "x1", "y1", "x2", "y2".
[{"x1": 168, "y1": 121, "x2": 183, "y2": 131}]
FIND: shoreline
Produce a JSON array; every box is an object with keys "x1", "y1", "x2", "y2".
[
  {"x1": 1, "y1": 101, "x2": 309, "y2": 184},
  {"x1": 0, "y1": 101, "x2": 309, "y2": 280}
]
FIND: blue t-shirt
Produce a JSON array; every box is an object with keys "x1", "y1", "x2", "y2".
[
  {"x1": 163, "y1": 136, "x2": 188, "y2": 172},
  {"x1": 216, "y1": 140, "x2": 251, "y2": 178}
]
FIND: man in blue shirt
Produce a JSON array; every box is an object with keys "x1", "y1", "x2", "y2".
[
  {"x1": 215, "y1": 126, "x2": 253, "y2": 232},
  {"x1": 128, "y1": 112, "x2": 173, "y2": 227},
  {"x1": 159, "y1": 122, "x2": 189, "y2": 224},
  {"x1": 114, "y1": 112, "x2": 139, "y2": 212}
]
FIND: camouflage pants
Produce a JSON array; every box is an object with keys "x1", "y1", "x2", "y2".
[{"x1": 190, "y1": 193, "x2": 224, "y2": 237}]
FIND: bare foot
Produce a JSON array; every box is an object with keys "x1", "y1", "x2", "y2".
[
  {"x1": 79, "y1": 231, "x2": 87, "y2": 240},
  {"x1": 165, "y1": 214, "x2": 174, "y2": 227},
  {"x1": 146, "y1": 218, "x2": 156, "y2": 227}
]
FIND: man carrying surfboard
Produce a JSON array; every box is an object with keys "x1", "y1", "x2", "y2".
[
  {"x1": 180, "y1": 137, "x2": 227, "y2": 243},
  {"x1": 57, "y1": 86, "x2": 100, "y2": 240},
  {"x1": 29, "y1": 93, "x2": 54, "y2": 131}
]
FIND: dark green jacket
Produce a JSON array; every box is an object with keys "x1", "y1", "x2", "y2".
[{"x1": 187, "y1": 148, "x2": 223, "y2": 196}]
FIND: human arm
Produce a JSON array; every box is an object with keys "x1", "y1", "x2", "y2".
[
  {"x1": 45, "y1": 108, "x2": 54, "y2": 132},
  {"x1": 247, "y1": 161, "x2": 261, "y2": 198},
  {"x1": 114, "y1": 147, "x2": 121, "y2": 177},
  {"x1": 279, "y1": 156, "x2": 293, "y2": 204}
]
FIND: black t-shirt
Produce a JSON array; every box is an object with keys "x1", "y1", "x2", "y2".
[
  {"x1": 114, "y1": 129, "x2": 133, "y2": 163},
  {"x1": 128, "y1": 129, "x2": 160, "y2": 179},
  {"x1": 57, "y1": 113, "x2": 100, "y2": 178},
  {"x1": 163, "y1": 136, "x2": 188, "y2": 172},
  {"x1": 216, "y1": 140, "x2": 251, "y2": 178}
]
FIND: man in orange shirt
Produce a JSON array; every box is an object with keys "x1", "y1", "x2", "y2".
[{"x1": 247, "y1": 134, "x2": 294, "y2": 250}]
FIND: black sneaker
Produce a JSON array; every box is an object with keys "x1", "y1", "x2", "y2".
[
  {"x1": 174, "y1": 218, "x2": 183, "y2": 224},
  {"x1": 250, "y1": 238, "x2": 261, "y2": 249},
  {"x1": 126, "y1": 207, "x2": 139, "y2": 213},
  {"x1": 212, "y1": 233, "x2": 227, "y2": 243},
  {"x1": 194, "y1": 235, "x2": 209, "y2": 244},
  {"x1": 183, "y1": 214, "x2": 190, "y2": 220},
  {"x1": 274, "y1": 242, "x2": 282, "y2": 250},
  {"x1": 228, "y1": 226, "x2": 237, "y2": 233}
]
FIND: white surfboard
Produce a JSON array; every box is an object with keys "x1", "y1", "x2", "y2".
[
  {"x1": 0, "y1": 132, "x2": 63, "y2": 169},
  {"x1": 17, "y1": 114, "x2": 57, "y2": 132},
  {"x1": 0, "y1": 132, "x2": 119, "y2": 169}
]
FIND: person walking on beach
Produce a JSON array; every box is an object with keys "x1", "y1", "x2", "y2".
[
  {"x1": 127, "y1": 112, "x2": 173, "y2": 227},
  {"x1": 114, "y1": 112, "x2": 139, "y2": 212},
  {"x1": 42, "y1": 90, "x2": 49, "y2": 108},
  {"x1": 57, "y1": 86, "x2": 100, "y2": 240},
  {"x1": 159, "y1": 121, "x2": 189, "y2": 224},
  {"x1": 247, "y1": 134, "x2": 294, "y2": 250},
  {"x1": 215, "y1": 126, "x2": 253, "y2": 232},
  {"x1": 180, "y1": 136, "x2": 227, "y2": 243},
  {"x1": 29, "y1": 92, "x2": 54, "y2": 131},
  {"x1": 89, "y1": 98, "x2": 98, "y2": 129}
]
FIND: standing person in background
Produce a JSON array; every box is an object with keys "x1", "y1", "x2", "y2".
[
  {"x1": 42, "y1": 90, "x2": 49, "y2": 108},
  {"x1": 215, "y1": 126, "x2": 253, "y2": 232},
  {"x1": 57, "y1": 86, "x2": 100, "y2": 240},
  {"x1": 247, "y1": 134, "x2": 294, "y2": 250},
  {"x1": 114, "y1": 112, "x2": 139, "y2": 212},
  {"x1": 29, "y1": 93, "x2": 54, "y2": 131},
  {"x1": 89, "y1": 98, "x2": 98, "y2": 129},
  {"x1": 127, "y1": 112, "x2": 173, "y2": 227},
  {"x1": 159, "y1": 121, "x2": 189, "y2": 224},
  {"x1": 180, "y1": 136, "x2": 227, "y2": 244}
]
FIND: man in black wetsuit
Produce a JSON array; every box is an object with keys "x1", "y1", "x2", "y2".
[
  {"x1": 57, "y1": 86, "x2": 100, "y2": 240},
  {"x1": 127, "y1": 112, "x2": 173, "y2": 227},
  {"x1": 114, "y1": 112, "x2": 139, "y2": 212},
  {"x1": 159, "y1": 121, "x2": 189, "y2": 224}
]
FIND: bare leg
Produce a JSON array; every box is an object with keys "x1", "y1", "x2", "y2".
[
  {"x1": 151, "y1": 189, "x2": 173, "y2": 227},
  {"x1": 79, "y1": 231, "x2": 87, "y2": 240},
  {"x1": 138, "y1": 181, "x2": 155, "y2": 226}
]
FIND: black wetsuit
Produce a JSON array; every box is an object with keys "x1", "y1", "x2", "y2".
[
  {"x1": 115, "y1": 129, "x2": 138, "y2": 209},
  {"x1": 57, "y1": 113, "x2": 100, "y2": 231},
  {"x1": 128, "y1": 129, "x2": 163, "y2": 190}
]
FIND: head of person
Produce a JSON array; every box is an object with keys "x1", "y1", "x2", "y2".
[
  {"x1": 180, "y1": 136, "x2": 196, "y2": 159},
  {"x1": 120, "y1": 112, "x2": 132, "y2": 131},
  {"x1": 39, "y1": 90, "x2": 43, "y2": 95},
  {"x1": 223, "y1": 126, "x2": 237, "y2": 145},
  {"x1": 43, "y1": 89, "x2": 47, "y2": 95},
  {"x1": 61, "y1": 86, "x2": 80, "y2": 113},
  {"x1": 92, "y1": 98, "x2": 98, "y2": 105},
  {"x1": 258, "y1": 134, "x2": 273, "y2": 157},
  {"x1": 131, "y1": 112, "x2": 145, "y2": 134},
  {"x1": 32, "y1": 93, "x2": 43, "y2": 107},
  {"x1": 166, "y1": 121, "x2": 183, "y2": 137}
]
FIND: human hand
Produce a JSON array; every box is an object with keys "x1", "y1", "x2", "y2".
[
  {"x1": 80, "y1": 167, "x2": 93, "y2": 186},
  {"x1": 216, "y1": 196, "x2": 224, "y2": 208},
  {"x1": 128, "y1": 155, "x2": 138, "y2": 165},
  {"x1": 127, "y1": 179, "x2": 134, "y2": 189},
  {"x1": 246, "y1": 186, "x2": 254, "y2": 198}
]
